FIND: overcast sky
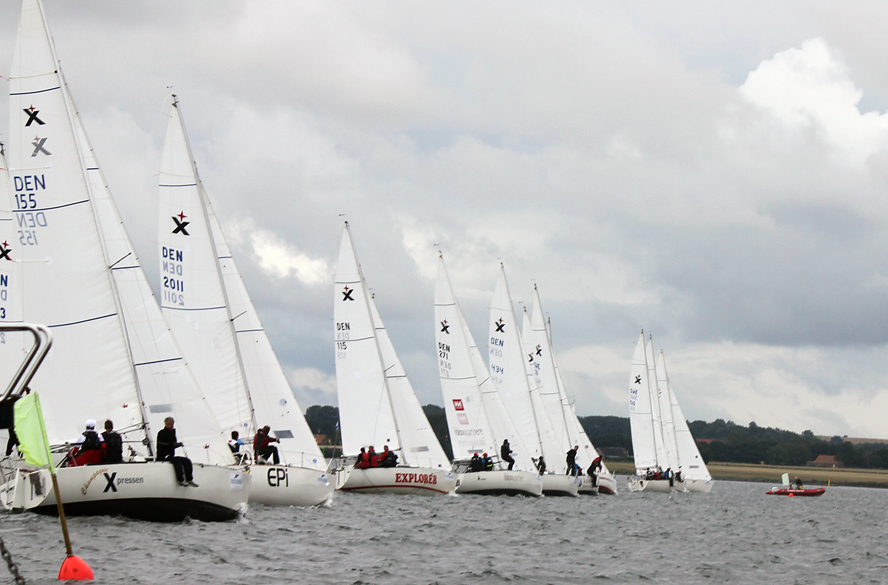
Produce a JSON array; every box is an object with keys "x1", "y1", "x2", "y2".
[{"x1": 4, "y1": 1, "x2": 888, "y2": 438}]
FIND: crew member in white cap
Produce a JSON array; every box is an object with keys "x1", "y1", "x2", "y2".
[{"x1": 69, "y1": 419, "x2": 105, "y2": 466}]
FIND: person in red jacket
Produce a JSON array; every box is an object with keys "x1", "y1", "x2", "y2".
[{"x1": 253, "y1": 425, "x2": 280, "y2": 464}]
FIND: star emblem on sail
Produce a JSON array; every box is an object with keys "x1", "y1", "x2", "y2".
[
  {"x1": 494, "y1": 318, "x2": 505, "y2": 333},
  {"x1": 440, "y1": 320, "x2": 450, "y2": 334},
  {"x1": 0, "y1": 241, "x2": 11, "y2": 261},
  {"x1": 24, "y1": 106, "x2": 45, "y2": 126},
  {"x1": 30, "y1": 136, "x2": 50, "y2": 157},
  {"x1": 171, "y1": 211, "x2": 190, "y2": 235},
  {"x1": 342, "y1": 285, "x2": 355, "y2": 301}
]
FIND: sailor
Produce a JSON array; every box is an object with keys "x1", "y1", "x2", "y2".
[
  {"x1": 500, "y1": 439, "x2": 515, "y2": 471},
  {"x1": 378, "y1": 445, "x2": 398, "y2": 468},
  {"x1": 534, "y1": 455, "x2": 546, "y2": 475},
  {"x1": 101, "y1": 420, "x2": 124, "y2": 463},
  {"x1": 481, "y1": 452, "x2": 494, "y2": 471},
  {"x1": 566, "y1": 445, "x2": 578, "y2": 476},
  {"x1": 355, "y1": 447, "x2": 370, "y2": 469},
  {"x1": 156, "y1": 417, "x2": 198, "y2": 487},
  {"x1": 674, "y1": 467, "x2": 683, "y2": 484},
  {"x1": 793, "y1": 476, "x2": 803, "y2": 490},
  {"x1": 588, "y1": 455, "x2": 602, "y2": 487},
  {"x1": 469, "y1": 452, "x2": 483, "y2": 472},
  {"x1": 367, "y1": 445, "x2": 378, "y2": 467},
  {"x1": 253, "y1": 425, "x2": 280, "y2": 465},
  {"x1": 69, "y1": 420, "x2": 104, "y2": 466},
  {"x1": 228, "y1": 431, "x2": 244, "y2": 454}
]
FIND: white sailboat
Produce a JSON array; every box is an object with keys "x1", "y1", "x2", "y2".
[
  {"x1": 657, "y1": 350, "x2": 712, "y2": 493},
  {"x1": 434, "y1": 255, "x2": 541, "y2": 496},
  {"x1": 0, "y1": 0, "x2": 249, "y2": 521},
  {"x1": 333, "y1": 224, "x2": 454, "y2": 494},
  {"x1": 157, "y1": 96, "x2": 332, "y2": 507},
  {"x1": 628, "y1": 332, "x2": 710, "y2": 493},
  {"x1": 527, "y1": 285, "x2": 617, "y2": 494},
  {"x1": 489, "y1": 265, "x2": 578, "y2": 496}
]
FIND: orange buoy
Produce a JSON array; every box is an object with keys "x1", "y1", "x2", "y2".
[
  {"x1": 788, "y1": 493, "x2": 794, "y2": 497},
  {"x1": 58, "y1": 554, "x2": 94, "y2": 581}
]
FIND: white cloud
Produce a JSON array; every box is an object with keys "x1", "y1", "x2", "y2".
[{"x1": 740, "y1": 37, "x2": 888, "y2": 168}]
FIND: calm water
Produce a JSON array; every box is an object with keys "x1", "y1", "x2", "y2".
[{"x1": 1, "y1": 478, "x2": 885, "y2": 584}]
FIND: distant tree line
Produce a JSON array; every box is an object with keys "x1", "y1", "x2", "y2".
[
  {"x1": 305, "y1": 406, "x2": 888, "y2": 469},
  {"x1": 579, "y1": 416, "x2": 888, "y2": 469}
]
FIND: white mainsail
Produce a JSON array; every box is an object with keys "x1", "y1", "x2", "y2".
[
  {"x1": 157, "y1": 99, "x2": 252, "y2": 443},
  {"x1": 334, "y1": 224, "x2": 448, "y2": 467},
  {"x1": 157, "y1": 97, "x2": 324, "y2": 469},
  {"x1": 0, "y1": 144, "x2": 19, "y2": 334},
  {"x1": 487, "y1": 265, "x2": 543, "y2": 471},
  {"x1": 434, "y1": 255, "x2": 498, "y2": 459},
  {"x1": 521, "y1": 308, "x2": 564, "y2": 466},
  {"x1": 628, "y1": 332, "x2": 659, "y2": 472},
  {"x1": 4, "y1": 0, "x2": 230, "y2": 461},
  {"x1": 655, "y1": 350, "x2": 680, "y2": 471}
]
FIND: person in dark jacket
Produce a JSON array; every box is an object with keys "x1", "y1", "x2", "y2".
[
  {"x1": 534, "y1": 456, "x2": 546, "y2": 475},
  {"x1": 500, "y1": 439, "x2": 515, "y2": 470},
  {"x1": 566, "y1": 445, "x2": 578, "y2": 476},
  {"x1": 156, "y1": 417, "x2": 197, "y2": 487},
  {"x1": 102, "y1": 420, "x2": 123, "y2": 463}
]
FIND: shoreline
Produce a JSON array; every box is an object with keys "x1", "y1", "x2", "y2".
[{"x1": 604, "y1": 460, "x2": 888, "y2": 488}]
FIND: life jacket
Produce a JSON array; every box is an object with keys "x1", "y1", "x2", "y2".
[
  {"x1": 81, "y1": 430, "x2": 102, "y2": 451},
  {"x1": 103, "y1": 430, "x2": 123, "y2": 461}
]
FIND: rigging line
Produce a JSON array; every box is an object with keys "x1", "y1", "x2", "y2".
[{"x1": 108, "y1": 251, "x2": 133, "y2": 269}]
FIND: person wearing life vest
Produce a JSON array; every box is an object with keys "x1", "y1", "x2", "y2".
[
  {"x1": 69, "y1": 419, "x2": 104, "y2": 466},
  {"x1": 354, "y1": 447, "x2": 370, "y2": 469},
  {"x1": 253, "y1": 425, "x2": 280, "y2": 465},
  {"x1": 481, "y1": 452, "x2": 494, "y2": 471},
  {"x1": 101, "y1": 419, "x2": 124, "y2": 463},
  {"x1": 566, "y1": 445, "x2": 578, "y2": 476},
  {"x1": 378, "y1": 445, "x2": 398, "y2": 468},
  {"x1": 587, "y1": 455, "x2": 602, "y2": 487},
  {"x1": 367, "y1": 445, "x2": 379, "y2": 467}
]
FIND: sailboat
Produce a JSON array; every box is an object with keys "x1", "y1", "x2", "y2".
[
  {"x1": 434, "y1": 255, "x2": 541, "y2": 496},
  {"x1": 156, "y1": 96, "x2": 332, "y2": 507},
  {"x1": 656, "y1": 350, "x2": 712, "y2": 493},
  {"x1": 628, "y1": 332, "x2": 711, "y2": 493},
  {"x1": 333, "y1": 224, "x2": 454, "y2": 494},
  {"x1": 489, "y1": 265, "x2": 579, "y2": 496},
  {"x1": 0, "y1": 0, "x2": 249, "y2": 521},
  {"x1": 526, "y1": 285, "x2": 617, "y2": 495}
]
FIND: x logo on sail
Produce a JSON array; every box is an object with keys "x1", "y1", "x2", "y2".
[
  {"x1": 342, "y1": 286, "x2": 355, "y2": 301},
  {"x1": 527, "y1": 353, "x2": 534, "y2": 363},
  {"x1": 535, "y1": 345, "x2": 542, "y2": 356},
  {"x1": 172, "y1": 211, "x2": 190, "y2": 235},
  {"x1": 440, "y1": 320, "x2": 450, "y2": 334},
  {"x1": 494, "y1": 318, "x2": 505, "y2": 333},
  {"x1": 30, "y1": 137, "x2": 51, "y2": 157},
  {"x1": 635, "y1": 375, "x2": 642, "y2": 384},
  {"x1": 0, "y1": 242, "x2": 10, "y2": 261},
  {"x1": 23, "y1": 106, "x2": 45, "y2": 127}
]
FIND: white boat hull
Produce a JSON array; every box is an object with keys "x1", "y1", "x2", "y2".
[
  {"x1": 627, "y1": 475, "x2": 685, "y2": 493},
  {"x1": 3, "y1": 462, "x2": 250, "y2": 521},
  {"x1": 248, "y1": 465, "x2": 333, "y2": 506},
  {"x1": 596, "y1": 471, "x2": 618, "y2": 495},
  {"x1": 684, "y1": 478, "x2": 714, "y2": 493},
  {"x1": 577, "y1": 475, "x2": 599, "y2": 495},
  {"x1": 454, "y1": 470, "x2": 542, "y2": 497},
  {"x1": 337, "y1": 467, "x2": 455, "y2": 495},
  {"x1": 541, "y1": 474, "x2": 580, "y2": 497}
]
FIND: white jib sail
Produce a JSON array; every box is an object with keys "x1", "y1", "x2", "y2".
[
  {"x1": 661, "y1": 351, "x2": 710, "y2": 481},
  {"x1": 434, "y1": 255, "x2": 497, "y2": 459},
  {"x1": 0, "y1": 144, "x2": 21, "y2": 334},
  {"x1": 369, "y1": 293, "x2": 449, "y2": 469},
  {"x1": 334, "y1": 224, "x2": 397, "y2": 455},
  {"x1": 521, "y1": 308, "x2": 565, "y2": 468},
  {"x1": 655, "y1": 350, "x2": 680, "y2": 471},
  {"x1": 645, "y1": 334, "x2": 671, "y2": 469}
]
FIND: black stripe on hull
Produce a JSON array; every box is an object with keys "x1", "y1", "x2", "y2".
[{"x1": 30, "y1": 498, "x2": 239, "y2": 522}]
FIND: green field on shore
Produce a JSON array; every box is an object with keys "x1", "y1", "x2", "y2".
[{"x1": 605, "y1": 460, "x2": 888, "y2": 488}]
